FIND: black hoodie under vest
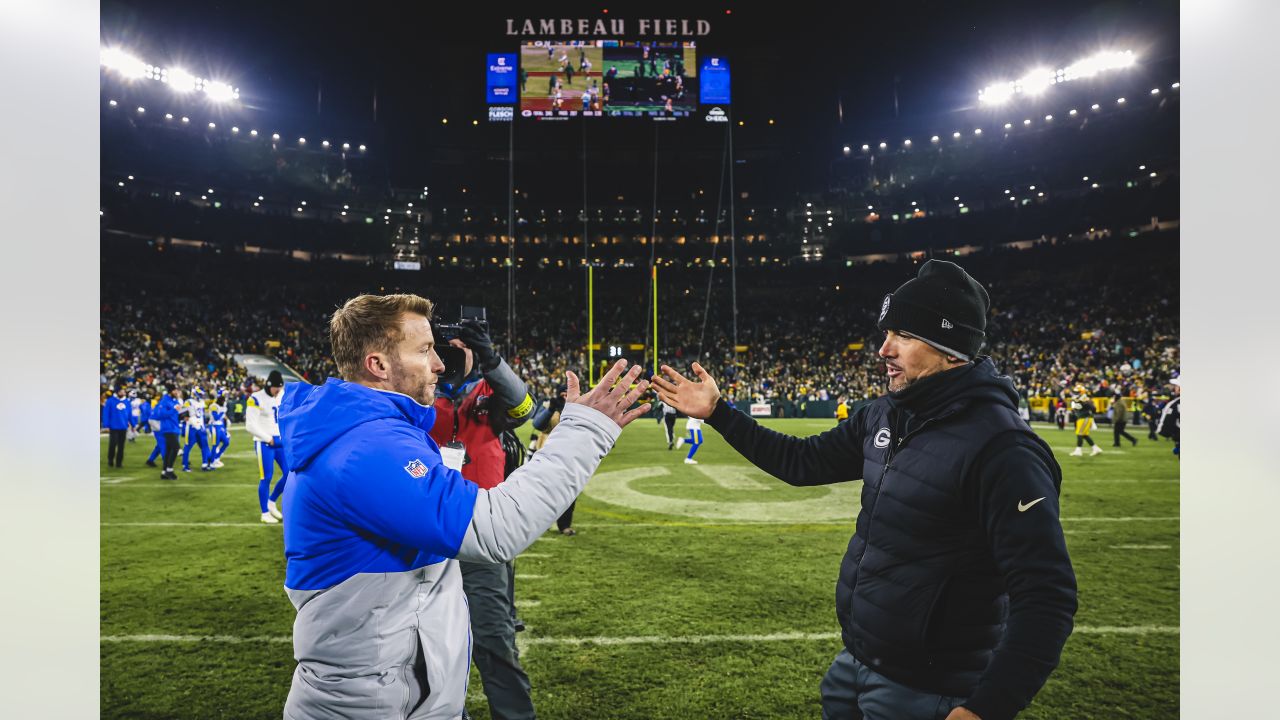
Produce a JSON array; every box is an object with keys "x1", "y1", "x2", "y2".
[{"x1": 706, "y1": 358, "x2": 1077, "y2": 720}]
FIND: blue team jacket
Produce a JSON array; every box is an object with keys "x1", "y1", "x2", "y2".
[
  {"x1": 279, "y1": 378, "x2": 479, "y2": 591},
  {"x1": 101, "y1": 395, "x2": 132, "y2": 430},
  {"x1": 152, "y1": 395, "x2": 181, "y2": 434}
]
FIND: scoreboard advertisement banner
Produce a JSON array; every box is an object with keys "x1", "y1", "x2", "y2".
[
  {"x1": 699, "y1": 56, "x2": 730, "y2": 105},
  {"x1": 486, "y1": 53, "x2": 518, "y2": 104}
]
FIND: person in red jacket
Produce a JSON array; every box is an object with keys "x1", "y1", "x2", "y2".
[{"x1": 429, "y1": 318, "x2": 537, "y2": 720}]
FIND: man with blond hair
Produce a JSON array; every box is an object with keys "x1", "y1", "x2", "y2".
[{"x1": 278, "y1": 293, "x2": 650, "y2": 720}]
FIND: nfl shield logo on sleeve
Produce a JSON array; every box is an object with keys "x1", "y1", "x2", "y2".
[{"x1": 404, "y1": 459, "x2": 428, "y2": 478}]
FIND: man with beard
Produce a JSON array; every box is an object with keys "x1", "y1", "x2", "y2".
[
  {"x1": 278, "y1": 293, "x2": 650, "y2": 719},
  {"x1": 654, "y1": 260, "x2": 1076, "y2": 720}
]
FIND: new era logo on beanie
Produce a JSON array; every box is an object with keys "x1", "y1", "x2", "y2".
[{"x1": 877, "y1": 260, "x2": 990, "y2": 360}]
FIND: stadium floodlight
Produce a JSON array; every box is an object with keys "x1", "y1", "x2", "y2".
[
  {"x1": 806, "y1": 202, "x2": 812, "y2": 207},
  {"x1": 100, "y1": 47, "x2": 146, "y2": 78},
  {"x1": 136, "y1": 106, "x2": 145, "y2": 114},
  {"x1": 208, "y1": 122, "x2": 216, "y2": 129},
  {"x1": 359, "y1": 144, "x2": 367, "y2": 152},
  {"x1": 164, "y1": 113, "x2": 173, "y2": 120},
  {"x1": 953, "y1": 196, "x2": 960, "y2": 201},
  {"x1": 1044, "y1": 114, "x2": 1053, "y2": 121},
  {"x1": 250, "y1": 129, "x2": 258, "y2": 136},
  {"x1": 231, "y1": 126, "x2": 240, "y2": 134},
  {"x1": 258, "y1": 195, "x2": 264, "y2": 200},
  {"x1": 298, "y1": 137, "x2": 306, "y2": 144},
  {"x1": 1037, "y1": 192, "x2": 1044, "y2": 197},
  {"x1": 1069, "y1": 108, "x2": 1078, "y2": 116},
  {"x1": 1082, "y1": 176, "x2": 1089, "y2": 181},
  {"x1": 974, "y1": 128, "x2": 982, "y2": 135},
  {"x1": 1091, "y1": 103, "x2": 1100, "y2": 110},
  {"x1": 878, "y1": 141, "x2": 887, "y2": 149},
  {"x1": 1149, "y1": 172, "x2": 1157, "y2": 177},
  {"x1": 174, "y1": 191, "x2": 181, "y2": 196},
  {"x1": 301, "y1": 200, "x2": 307, "y2": 206},
  {"x1": 1117, "y1": 97, "x2": 1126, "y2": 104},
  {"x1": 1029, "y1": 185, "x2": 1036, "y2": 190},
  {"x1": 978, "y1": 81, "x2": 1015, "y2": 106},
  {"x1": 1139, "y1": 164, "x2": 1146, "y2": 170},
  {"x1": 167, "y1": 67, "x2": 198, "y2": 93},
  {"x1": 1018, "y1": 68, "x2": 1054, "y2": 96},
  {"x1": 201, "y1": 195, "x2": 207, "y2": 200},
  {"x1": 842, "y1": 145, "x2": 851, "y2": 154},
  {"x1": 108, "y1": 99, "x2": 118, "y2": 107},
  {"x1": 272, "y1": 133, "x2": 280, "y2": 141},
  {"x1": 861, "y1": 144, "x2": 870, "y2": 151},
  {"x1": 127, "y1": 175, "x2": 134, "y2": 180},
  {"x1": 322, "y1": 140, "x2": 330, "y2": 148},
  {"x1": 205, "y1": 81, "x2": 236, "y2": 103},
  {"x1": 903, "y1": 139, "x2": 912, "y2": 146},
  {"x1": 253, "y1": 202, "x2": 260, "y2": 207},
  {"x1": 343, "y1": 204, "x2": 349, "y2": 209},
  {"x1": 1171, "y1": 82, "x2": 1180, "y2": 89},
  {"x1": 930, "y1": 135, "x2": 940, "y2": 143},
  {"x1": 181, "y1": 116, "x2": 190, "y2": 123},
  {"x1": 342, "y1": 142, "x2": 350, "y2": 150},
  {"x1": 910, "y1": 201, "x2": 917, "y2": 206},
  {"x1": 1151, "y1": 88, "x2": 1160, "y2": 95},
  {"x1": 117, "y1": 181, "x2": 124, "y2": 187},
  {"x1": 1003, "y1": 122, "x2": 1012, "y2": 130},
  {"x1": 1003, "y1": 188, "x2": 1010, "y2": 194}
]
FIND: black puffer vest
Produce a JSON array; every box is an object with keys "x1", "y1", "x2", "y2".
[{"x1": 835, "y1": 359, "x2": 1058, "y2": 696}]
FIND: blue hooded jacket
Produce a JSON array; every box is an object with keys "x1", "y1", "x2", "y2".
[
  {"x1": 101, "y1": 394, "x2": 132, "y2": 430},
  {"x1": 278, "y1": 378, "x2": 479, "y2": 591},
  {"x1": 153, "y1": 394, "x2": 181, "y2": 434}
]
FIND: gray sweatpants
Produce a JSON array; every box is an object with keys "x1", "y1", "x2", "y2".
[{"x1": 459, "y1": 559, "x2": 535, "y2": 720}]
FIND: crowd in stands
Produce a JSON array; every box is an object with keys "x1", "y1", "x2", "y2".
[{"x1": 101, "y1": 230, "x2": 1179, "y2": 422}]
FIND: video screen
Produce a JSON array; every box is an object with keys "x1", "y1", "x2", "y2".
[{"x1": 519, "y1": 41, "x2": 697, "y2": 120}]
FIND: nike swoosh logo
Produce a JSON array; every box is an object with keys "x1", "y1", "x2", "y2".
[{"x1": 1018, "y1": 497, "x2": 1047, "y2": 512}]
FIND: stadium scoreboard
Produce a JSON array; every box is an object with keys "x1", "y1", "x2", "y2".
[{"x1": 487, "y1": 39, "x2": 729, "y2": 122}]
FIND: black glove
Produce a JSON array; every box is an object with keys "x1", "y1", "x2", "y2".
[{"x1": 458, "y1": 319, "x2": 500, "y2": 372}]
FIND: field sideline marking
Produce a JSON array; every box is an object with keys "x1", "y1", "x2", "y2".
[
  {"x1": 1111, "y1": 544, "x2": 1173, "y2": 550},
  {"x1": 101, "y1": 625, "x2": 1178, "y2": 645}
]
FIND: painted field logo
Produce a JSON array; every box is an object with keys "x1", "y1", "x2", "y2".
[
  {"x1": 873, "y1": 427, "x2": 891, "y2": 448},
  {"x1": 404, "y1": 459, "x2": 428, "y2": 478}
]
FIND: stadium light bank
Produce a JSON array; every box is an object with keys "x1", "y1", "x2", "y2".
[
  {"x1": 978, "y1": 50, "x2": 1136, "y2": 105},
  {"x1": 100, "y1": 47, "x2": 240, "y2": 103}
]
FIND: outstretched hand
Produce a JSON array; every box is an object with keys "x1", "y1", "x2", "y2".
[
  {"x1": 565, "y1": 359, "x2": 652, "y2": 429},
  {"x1": 650, "y1": 362, "x2": 720, "y2": 420}
]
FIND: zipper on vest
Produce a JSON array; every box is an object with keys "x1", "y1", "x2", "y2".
[{"x1": 851, "y1": 416, "x2": 942, "y2": 594}]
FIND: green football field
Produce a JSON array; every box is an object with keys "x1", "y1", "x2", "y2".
[{"x1": 100, "y1": 418, "x2": 1179, "y2": 718}]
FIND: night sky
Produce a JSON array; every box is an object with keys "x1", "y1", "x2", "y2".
[{"x1": 100, "y1": 0, "x2": 1179, "y2": 202}]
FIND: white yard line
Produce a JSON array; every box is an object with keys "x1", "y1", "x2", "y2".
[
  {"x1": 102, "y1": 625, "x2": 1177, "y2": 646},
  {"x1": 103, "y1": 522, "x2": 277, "y2": 528},
  {"x1": 1110, "y1": 544, "x2": 1173, "y2": 550},
  {"x1": 102, "y1": 516, "x2": 1175, "y2": 529}
]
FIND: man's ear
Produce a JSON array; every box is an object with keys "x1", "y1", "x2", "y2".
[{"x1": 364, "y1": 352, "x2": 391, "y2": 381}]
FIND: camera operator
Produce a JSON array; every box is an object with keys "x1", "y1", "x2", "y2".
[{"x1": 428, "y1": 315, "x2": 539, "y2": 720}]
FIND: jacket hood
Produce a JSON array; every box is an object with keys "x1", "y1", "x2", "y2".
[
  {"x1": 887, "y1": 356, "x2": 1019, "y2": 419},
  {"x1": 279, "y1": 377, "x2": 438, "y2": 472}
]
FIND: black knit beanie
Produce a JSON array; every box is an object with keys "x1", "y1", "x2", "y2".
[{"x1": 876, "y1": 259, "x2": 990, "y2": 360}]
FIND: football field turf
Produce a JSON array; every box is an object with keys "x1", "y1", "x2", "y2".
[{"x1": 101, "y1": 418, "x2": 1179, "y2": 718}]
